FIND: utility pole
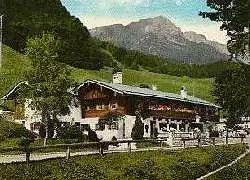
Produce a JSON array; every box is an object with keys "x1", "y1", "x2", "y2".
[{"x1": 0, "y1": 15, "x2": 3, "y2": 68}]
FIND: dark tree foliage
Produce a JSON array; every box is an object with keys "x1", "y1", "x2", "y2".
[
  {"x1": 200, "y1": 0, "x2": 249, "y2": 58},
  {"x1": 213, "y1": 65, "x2": 250, "y2": 129},
  {"x1": 131, "y1": 111, "x2": 144, "y2": 140},
  {"x1": 0, "y1": 0, "x2": 104, "y2": 70},
  {"x1": 201, "y1": 0, "x2": 250, "y2": 128}
]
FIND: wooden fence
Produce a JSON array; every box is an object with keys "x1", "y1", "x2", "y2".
[{"x1": 2, "y1": 136, "x2": 247, "y2": 164}]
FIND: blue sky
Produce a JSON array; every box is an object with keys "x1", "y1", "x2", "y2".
[{"x1": 61, "y1": 0, "x2": 228, "y2": 43}]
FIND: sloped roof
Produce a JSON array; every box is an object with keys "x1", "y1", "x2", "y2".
[
  {"x1": 80, "y1": 80, "x2": 220, "y2": 108},
  {"x1": 1, "y1": 81, "x2": 28, "y2": 100},
  {"x1": 2, "y1": 79, "x2": 220, "y2": 108}
]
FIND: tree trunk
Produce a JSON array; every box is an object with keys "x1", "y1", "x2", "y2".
[
  {"x1": 44, "y1": 124, "x2": 48, "y2": 146},
  {"x1": 226, "y1": 129, "x2": 229, "y2": 147},
  {"x1": 43, "y1": 112, "x2": 49, "y2": 146}
]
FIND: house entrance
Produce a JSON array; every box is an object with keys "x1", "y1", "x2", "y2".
[{"x1": 150, "y1": 120, "x2": 157, "y2": 138}]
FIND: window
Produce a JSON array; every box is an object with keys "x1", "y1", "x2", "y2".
[
  {"x1": 111, "y1": 103, "x2": 118, "y2": 110},
  {"x1": 159, "y1": 123, "x2": 168, "y2": 131},
  {"x1": 75, "y1": 122, "x2": 80, "y2": 129},
  {"x1": 111, "y1": 122, "x2": 119, "y2": 130},
  {"x1": 108, "y1": 122, "x2": 119, "y2": 130},
  {"x1": 21, "y1": 121, "x2": 26, "y2": 127},
  {"x1": 81, "y1": 124, "x2": 90, "y2": 131},
  {"x1": 145, "y1": 125, "x2": 149, "y2": 133},
  {"x1": 96, "y1": 105, "x2": 102, "y2": 110},
  {"x1": 96, "y1": 104, "x2": 106, "y2": 110}
]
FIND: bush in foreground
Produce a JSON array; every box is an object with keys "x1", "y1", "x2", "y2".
[{"x1": 0, "y1": 118, "x2": 29, "y2": 141}]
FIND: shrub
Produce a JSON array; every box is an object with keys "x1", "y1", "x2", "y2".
[
  {"x1": 131, "y1": 112, "x2": 144, "y2": 140},
  {"x1": 0, "y1": 118, "x2": 29, "y2": 141},
  {"x1": 87, "y1": 129, "x2": 100, "y2": 142},
  {"x1": 57, "y1": 124, "x2": 85, "y2": 141}
]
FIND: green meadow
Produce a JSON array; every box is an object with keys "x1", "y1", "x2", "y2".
[{"x1": 0, "y1": 145, "x2": 246, "y2": 180}]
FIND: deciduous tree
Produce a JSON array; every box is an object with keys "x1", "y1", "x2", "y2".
[
  {"x1": 201, "y1": 0, "x2": 250, "y2": 129},
  {"x1": 25, "y1": 33, "x2": 74, "y2": 145},
  {"x1": 200, "y1": 0, "x2": 249, "y2": 59}
]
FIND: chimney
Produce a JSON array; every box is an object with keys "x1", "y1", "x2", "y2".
[
  {"x1": 180, "y1": 86, "x2": 187, "y2": 99},
  {"x1": 113, "y1": 71, "x2": 123, "y2": 84}
]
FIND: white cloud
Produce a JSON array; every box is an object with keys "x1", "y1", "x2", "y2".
[
  {"x1": 79, "y1": 15, "x2": 136, "y2": 29},
  {"x1": 175, "y1": 0, "x2": 186, "y2": 6},
  {"x1": 181, "y1": 24, "x2": 229, "y2": 44}
]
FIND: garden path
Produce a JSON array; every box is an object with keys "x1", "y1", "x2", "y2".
[{"x1": 0, "y1": 146, "x2": 184, "y2": 164}]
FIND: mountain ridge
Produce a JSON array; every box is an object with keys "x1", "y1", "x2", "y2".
[
  {"x1": 183, "y1": 31, "x2": 228, "y2": 55},
  {"x1": 90, "y1": 16, "x2": 228, "y2": 64}
]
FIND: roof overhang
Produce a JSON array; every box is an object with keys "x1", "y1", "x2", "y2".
[{"x1": 1, "y1": 81, "x2": 28, "y2": 100}]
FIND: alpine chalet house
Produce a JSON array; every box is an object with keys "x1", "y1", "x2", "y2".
[{"x1": 1, "y1": 72, "x2": 220, "y2": 140}]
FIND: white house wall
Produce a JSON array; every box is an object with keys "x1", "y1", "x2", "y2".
[
  {"x1": 20, "y1": 101, "x2": 148, "y2": 140},
  {"x1": 24, "y1": 100, "x2": 42, "y2": 130},
  {"x1": 58, "y1": 106, "x2": 82, "y2": 123},
  {"x1": 123, "y1": 115, "x2": 136, "y2": 139}
]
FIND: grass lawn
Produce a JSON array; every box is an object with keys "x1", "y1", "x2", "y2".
[
  {"x1": 0, "y1": 144, "x2": 246, "y2": 180},
  {"x1": 207, "y1": 152, "x2": 250, "y2": 180},
  {"x1": 1, "y1": 45, "x2": 214, "y2": 102}
]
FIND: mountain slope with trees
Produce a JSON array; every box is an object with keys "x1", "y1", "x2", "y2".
[
  {"x1": 0, "y1": 0, "x2": 106, "y2": 70},
  {"x1": 100, "y1": 40, "x2": 238, "y2": 78}
]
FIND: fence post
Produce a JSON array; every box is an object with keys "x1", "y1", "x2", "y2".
[
  {"x1": 99, "y1": 142, "x2": 104, "y2": 155},
  {"x1": 66, "y1": 146, "x2": 70, "y2": 160},
  {"x1": 128, "y1": 142, "x2": 131, "y2": 153},
  {"x1": 211, "y1": 137, "x2": 215, "y2": 146},
  {"x1": 241, "y1": 136, "x2": 244, "y2": 143},
  {"x1": 197, "y1": 138, "x2": 201, "y2": 147},
  {"x1": 160, "y1": 140, "x2": 163, "y2": 149},
  {"x1": 183, "y1": 139, "x2": 186, "y2": 149},
  {"x1": 26, "y1": 151, "x2": 30, "y2": 165},
  {"x1": 225, "y1": 129, "x2": 229, "y2": 147},
  {"x1": 168, "y1": 132, "x2": 173, "y2": 147}
]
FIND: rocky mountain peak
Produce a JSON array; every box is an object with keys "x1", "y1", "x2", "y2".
[
  {"x1": 90, "y1": 16, "x2": 229, "y2": 64},
  {"x1": 127, "y1": 16, "x2": 181, "y2": 36},
  {"x1": 183, "y1": 31, "x2": 207, "y2": 43}
]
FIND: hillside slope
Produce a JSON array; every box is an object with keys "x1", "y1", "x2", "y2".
[
  {"x1": 0, "y1": 46, "x2": 214, "y2": 102},
  {"x1": 0, "y1": 45, "x2": 31, "y2": 97}
]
